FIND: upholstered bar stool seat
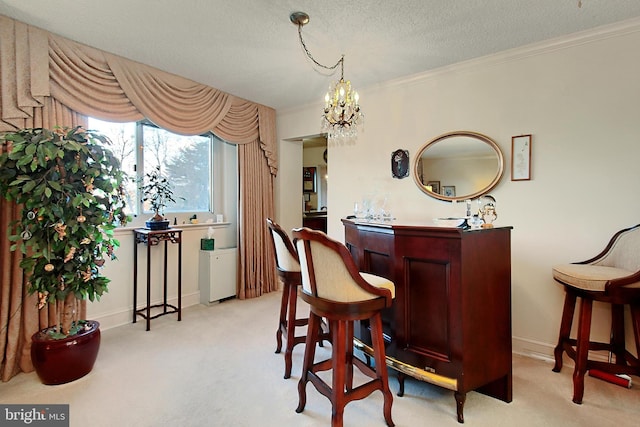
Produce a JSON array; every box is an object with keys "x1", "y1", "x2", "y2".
[
  {"x1": 552, "y1": 224, "x2": 640, "y2": 404},
  {"x1": 553, "y1": 264, "x2": 638, "y2": 292},
  {"x1": 293, "y1": 227, "x2": 395, "y2": 427}
]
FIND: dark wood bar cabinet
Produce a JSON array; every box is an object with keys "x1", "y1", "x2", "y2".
[{"x1": 342, "y1": 219, "x2": 513, "y2": 423}]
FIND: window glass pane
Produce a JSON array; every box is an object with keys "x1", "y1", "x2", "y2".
[
  {"x1": 141, "y1": 123, "x2": 211, "y2": 213},
  {"x1": 166, "y1": 136, "x2": 212, "y2": 212},
  {"x1": 87, "y1": 118, "x2": 137, "y2": 215},
  {"x1": 88, "y1": 118, "x2": 213, "y2": 218}
]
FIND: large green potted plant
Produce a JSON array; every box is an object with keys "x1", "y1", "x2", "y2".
[{"x1": 0, "y1": 126, "x2": 129, "y2": 384}]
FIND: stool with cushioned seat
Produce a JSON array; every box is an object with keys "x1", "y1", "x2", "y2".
[
  {"x1": 552, "y1": 223, "x2": 640, "y2": 404},
  {"x1": 267, "y1": 218, "x2": 312, "y2": 379},
  {"x1": 292, "y1": 227, "x2": 395, "y2": 427}
]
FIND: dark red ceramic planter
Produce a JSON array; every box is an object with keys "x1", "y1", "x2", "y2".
[{"x1": 30, "y1": 320, "x2": 101, "y2": 385}]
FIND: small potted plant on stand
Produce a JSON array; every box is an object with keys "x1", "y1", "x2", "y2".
[
  {"x1": 139, "y1": 166, "x2": 178, "y2": 230},
  {"x1": 0, "y1": 126, "x2": 129, "y2": 385}
]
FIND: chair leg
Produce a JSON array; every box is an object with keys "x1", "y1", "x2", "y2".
[
  {"x1": 573, "y1": 297, "x2": 592, "y2": 404},
  {"x1": 296, "y1": 312, "x2": 320, "y2": 414},
  {"x1": 631, "y1": 303, "x2": 640, "y2": 360},
  {"x1": 275, "y1": 281, "x2": 290, "y2": 354},
  {"x1": 331, "y1": 319, "x2": 348, "y2": 427},
  {"x1": 370, "y1": 312, "x2": 394, "y2": 427},
  {"x1": 283, "y1": 282, "x2": 299, "y2": 379},
  {"x1": 345, "y1": 320, "x2": 354, "y2": 392},
  {"x1": 610, "y1": 304, "x2": 626, "y2": 365},
  {"x1": 553, "y1": 290, "x2": 577, "y2": 373}
]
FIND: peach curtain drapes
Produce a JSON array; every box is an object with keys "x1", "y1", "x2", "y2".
[
  {"x1": 0, "y1": 15, "x2": 277, "y2": 381},
  {"x1": 238, "y1": 141, "x2": 278, "y2": 299}
]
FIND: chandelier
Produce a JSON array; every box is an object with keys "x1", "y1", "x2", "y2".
[{"x1": 290, "y1": 11, "x2": 363, "y2": 145}]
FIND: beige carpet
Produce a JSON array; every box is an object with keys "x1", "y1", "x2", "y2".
[{"x1": 1, "y1": 291, "x2": 639, "y2": 427}]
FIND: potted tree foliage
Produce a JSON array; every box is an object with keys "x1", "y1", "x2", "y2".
[
  {"x1": 139, "y1": 165, "x2": 178, "y2": 230},
  {"x1": 0, "y1": 126, "x2": 129, "y2": 384}
]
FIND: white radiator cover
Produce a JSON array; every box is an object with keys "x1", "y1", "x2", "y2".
[{"x1": 198, "y1": 248, "x2": 238, "y2": 304}]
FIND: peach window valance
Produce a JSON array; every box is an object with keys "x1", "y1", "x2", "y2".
[{"x1": 0, "y1": 14, "x2": 277, "y2": 175}]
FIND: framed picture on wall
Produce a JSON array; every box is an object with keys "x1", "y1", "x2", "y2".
[
  {"x1": 426, "y1": 181, "x2": 440, "y2": 194},
  {"x1": 511, "y1": 135, "x2": 532, "y2": 181},
  {"x1": 391, "y1": 149, "x2": 410, "y2": 179},
  {"x1": 443, "y1": 186, "x2": 456, "y2": 197},
  {"x1": 303, "y1": 167, "x2": 316, "y2": 192}
]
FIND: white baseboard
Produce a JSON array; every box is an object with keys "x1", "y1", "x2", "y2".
[
  {"x1": 92, "y1": 291, "x2": 202, "y2": 331},
  {"x1": 512, "y1": 335, "x2": 611, "y2": 366},
  {"x1": 512, "y1": 335, "x2": 556, "y2": 363}
]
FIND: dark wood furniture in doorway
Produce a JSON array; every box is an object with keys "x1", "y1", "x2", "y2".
[
  {"x1": 302, "y1": 213, "x2": 327, "y2": 233},
  {"x1": 342, "y1": 219, "x2": 513, "y2": 423}
]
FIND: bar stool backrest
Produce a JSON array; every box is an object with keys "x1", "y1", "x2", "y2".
[
  {"x1": 593, "y1": 225, "x2": 640, "y2": 272},
  {"x1": 267, "y1": 218, "x2": 300, "y2": 273},
  {"x1": 294, "y1": 228, "x2": 392, "y2": 304}
]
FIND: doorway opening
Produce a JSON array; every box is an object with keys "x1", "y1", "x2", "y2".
[{"x1": 302, "y1": 135, "x2": 328, "y2": 232}]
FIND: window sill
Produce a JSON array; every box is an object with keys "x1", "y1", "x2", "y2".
[{"x1": 114, "y1": 222, "x2": 231, "y2": 235}]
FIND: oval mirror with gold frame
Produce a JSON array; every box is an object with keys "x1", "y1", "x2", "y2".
[{"x1": 414, "y1": 131, "x2": 504, "y2": 201}]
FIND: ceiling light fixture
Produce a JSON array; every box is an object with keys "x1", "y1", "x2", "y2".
[{"x1": 290, "y1": 11, "x2": 363, "y2": 145}]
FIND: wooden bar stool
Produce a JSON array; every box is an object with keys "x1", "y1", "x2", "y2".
[
  {"x1": 267, "y1": 218, "x2": 311, "y2": 379},
  {"x1": 293, "y1": 227, "x2": 395, "y2": 427},
  {"x1": 552, "y1": 223, "x2": 640, "y2": 404}
]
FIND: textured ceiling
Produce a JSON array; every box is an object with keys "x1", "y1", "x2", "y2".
[{"x1": 1, "y1": 0, "x2": 640, "y2": 110}]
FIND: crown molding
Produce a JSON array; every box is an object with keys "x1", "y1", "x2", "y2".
[
  {"x1": 279, "y1": 17, "x2": 640, "y2": 114},
  {"x1": 372, "y1": 17, "x2": 640, "y2": 91}
]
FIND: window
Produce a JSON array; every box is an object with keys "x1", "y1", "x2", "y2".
[
  {"x1": 88, "y1": 118, "x2": 219, "y2": 219},
  {"x1": 140, "y1": 122, "x2": 211, "y2": 213}
]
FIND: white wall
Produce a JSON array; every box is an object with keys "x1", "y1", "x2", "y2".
[{"x1": 276, "y1": 21, "x2": 640, "y2": 360}]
